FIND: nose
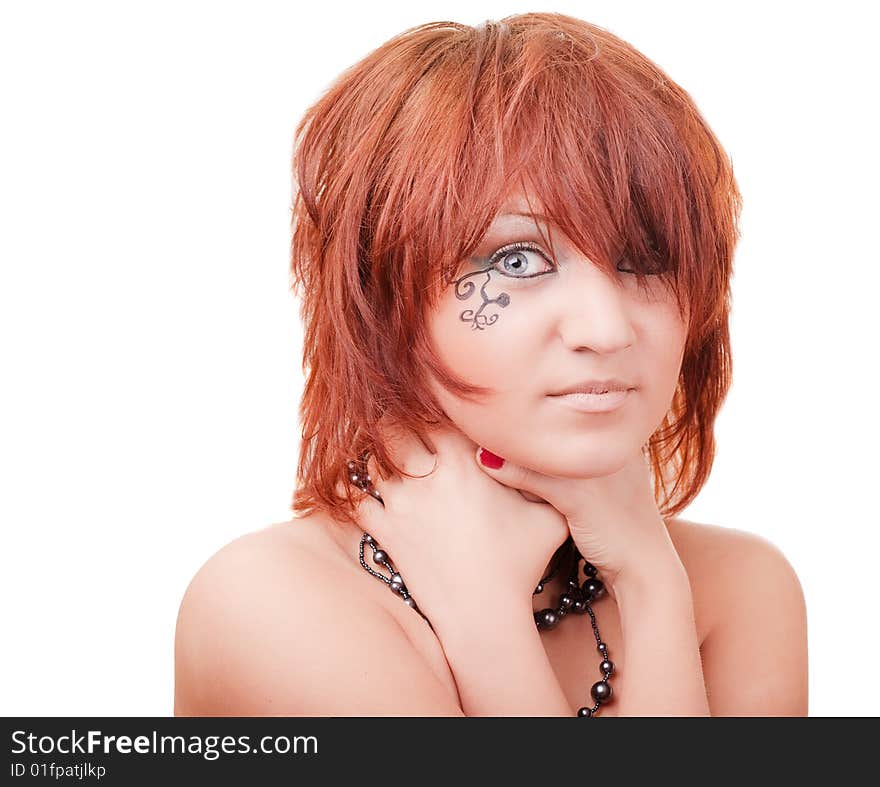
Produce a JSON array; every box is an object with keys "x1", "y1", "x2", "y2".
[{"x1": 556, "y1": 260, "x2": 636, "y2": 354}]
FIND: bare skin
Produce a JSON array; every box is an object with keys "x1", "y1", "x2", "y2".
[
  {"x1": 175, "y1": 189, "x2": 808, "y2": 716},
  {"x1": 174, "y1": 510, "x2": 808, "y2": 716}
]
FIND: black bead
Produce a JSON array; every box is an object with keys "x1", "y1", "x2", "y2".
[
  {"x1": 372, "y1": 549, "x2": 387, "y2": 564},
  {"x1": 582, "y1": 578, "x2": 604, "y2": 601},
  {"x1": 597, "y1": 642, "x2": 607, "y2": 654},
  {"x1": 389, "y1": 578, "x2": 406, "y2": 595},
  {"x1": 534, "y1": 582, "x2": 544, "y2": 594},
  {"x1": 600, "y1": 659, "x2": 614, "y2": 676},
  {"x1": 539, "y1": 608, "x2": 560, "y2": 630},
  {"x1": 577, "y1": 706, "x2": 593, "y2": 717},
  {"x1": 559, "y1": 593, "x2": 575, "y2": 610},
  {"x1": 591, "y1": 680, "x2": 612, "y2": 703},
  {"x1": 582, "y1": 561, "x2": 598, "y2": 577},
  {"x1": 571, "y1": 598, "x2": 588, "y2": 614}
]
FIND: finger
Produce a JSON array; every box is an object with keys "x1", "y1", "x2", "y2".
[
  {"x1": 474, "y1": 445, "x2": 571, "y2": 516},
  {"x1": 518, "y1": 489, "x2": 550, "y2": 504}
]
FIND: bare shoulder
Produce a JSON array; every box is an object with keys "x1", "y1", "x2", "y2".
[
  {"x1": 173, "y1": 516, "x2": 464, "y2": 716},
  {"x1": 666, "y1": 516, "x2": 803, "y2": 586},
  {"x1": 665, "y1": 516, "x2": 808, "y2": 715},
  {"x1": 665, "y1": 515, "x2": 792, "y2": 568},
  {"x1": 666, "y1": 516, "x2": 805, "y2": 617}
]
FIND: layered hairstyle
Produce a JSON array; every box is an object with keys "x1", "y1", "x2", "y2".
[{"x1": 289, "y1": 12, "x2": 742, "y2": 528}]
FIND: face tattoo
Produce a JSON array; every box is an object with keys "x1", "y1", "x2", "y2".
[
  {"x1": 452, "y1": 267, "x2": 512, "y2": 330},
  {"x1": 451, "y1": 240, "x2": 555, "y2": 330}
]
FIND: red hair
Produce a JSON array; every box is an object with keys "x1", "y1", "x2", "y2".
[{"x1": 289, "y1": 12, "x2": 742, "y2": 526}]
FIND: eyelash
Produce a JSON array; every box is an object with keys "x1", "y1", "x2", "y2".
[
  {"x1": 483, "y1": 241, "x2": 554, "y2": 279},
  {"x1": 482, "y1": 241, "x2": 653, "y2": 279}
]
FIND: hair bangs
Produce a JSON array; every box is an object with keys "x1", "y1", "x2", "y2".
[
  {"x1": 289, "y1": 12, "x2": 742, "y2": 527},
  {"x1": 390, "y1": 16, "x2": 727, "y2": 328}
]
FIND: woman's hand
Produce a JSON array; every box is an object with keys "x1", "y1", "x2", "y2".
[
  {"x1": 343, "y1": 420, "x2": 570, "y2": 640},
  {"x1": 473, "y1": 443, "x2": 678, "y2": 590}
]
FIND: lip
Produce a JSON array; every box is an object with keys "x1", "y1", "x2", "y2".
[
  {"x1": 548, "y1": 378, "x2": 635, "y2": 396},
  {"x1": 548, "y1": 388, "x2": 632, "y2": 413}
]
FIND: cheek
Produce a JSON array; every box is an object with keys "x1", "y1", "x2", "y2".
[
  {"x1": 428, "y1": 288, "x2": 541, "y2": 386},
  {"x1": 424, "y1": 286, "x2": 688, "y2": 472},
  {"x1": 643, "y1": 311, "x2": 687, "y2": 407},
  {"x1": 426, "y1": 290, "x2": 542, "y2": 440}
]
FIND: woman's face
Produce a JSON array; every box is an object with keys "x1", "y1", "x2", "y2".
[{"x1": 425, "y1": 192, "x2": 689, "y2": 479}]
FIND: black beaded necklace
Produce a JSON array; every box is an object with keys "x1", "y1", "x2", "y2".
[{"x1": 347, "y1": 456, "x2": 615, "y2": 717}]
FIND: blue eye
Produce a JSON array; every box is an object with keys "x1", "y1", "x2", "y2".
[{"x1": 485, "y1": 242, "x2": 555, "y2": 279}]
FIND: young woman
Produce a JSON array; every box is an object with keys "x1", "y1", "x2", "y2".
[{"x1": 174, "y1": 12, "x2": 808, "y2": 717}]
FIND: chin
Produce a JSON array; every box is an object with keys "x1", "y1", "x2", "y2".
[
  {"x1": 542, "y1": 456, "x2": 630, "y2": 479},
  {"x1": 519, "y1": 443, "x2": 637, "y2": 479}
]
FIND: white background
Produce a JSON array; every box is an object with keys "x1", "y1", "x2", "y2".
[{"x1": 1, "y1": 0, "x2": 877, "y2": 716}]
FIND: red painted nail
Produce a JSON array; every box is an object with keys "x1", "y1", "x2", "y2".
[{"x1": 479, "y1": 448, "x2": 505, "y2": 469}]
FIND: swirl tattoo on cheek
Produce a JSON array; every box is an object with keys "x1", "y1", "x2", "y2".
[{"x1": 453, "y1": 268, "x2": 511, "y2": 330}]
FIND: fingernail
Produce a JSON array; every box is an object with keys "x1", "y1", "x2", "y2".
[{"x1": 479, "y1": 447, "x2": 505, "y2": 469}]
